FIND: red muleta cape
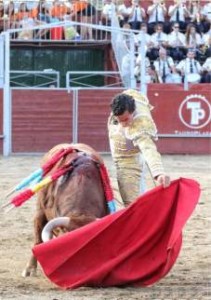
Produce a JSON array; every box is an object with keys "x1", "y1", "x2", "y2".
[{"x1": 33, "y1": 178, "x2": 200, "y2": 289}]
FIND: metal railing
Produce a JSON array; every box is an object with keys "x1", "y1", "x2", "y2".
[
  {"x1": 0, "y1": 0, "x2": 106, "y2": 41},
  {"x1": 66, "y1": 70, "x2": 121, "y2": 89},
  {"x1": 10, "y1": 70, "x2": 60, "y2": 88}
]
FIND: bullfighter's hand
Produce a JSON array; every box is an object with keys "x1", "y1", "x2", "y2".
[{"x1": 156, "y1": 174, "x2": 171, "y2": 188}]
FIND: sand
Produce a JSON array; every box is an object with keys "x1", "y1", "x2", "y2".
[{"x1": 0, "y1": 153, "x2": 210, "y2": 300}]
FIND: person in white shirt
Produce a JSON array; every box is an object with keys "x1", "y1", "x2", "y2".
[
  {"x1": 203, "y1": 25, "x2": 211, "y2": 58},
  {"x1": 168, "y1": 0, "x2": 190, "y2": 32},
  {"x1": 176, "y1": 48, "x2": 202, "y2": 83},
  {"x1": 118, "y1": 0, "x2": 133, "y2": 27},
  {"x1": 147, "y1": 0, "x2": 167, "y2": 34},
  {"x1": 128, "y1": 0, "x2": 146, "y2": 30},
  {"x1": 134, "y1": 22, "x2": 153, "y2": 54},
  {"x1": 101, "y1": 0, "x2": 116, "y2": 27},
  {"x1": 148, "y1": 23, "x2": 168, "y2": 60},
  {"x1": 134, "y1": 54, "x2": 154, "y2": 83},
  {"x1": 187, "y1": 0, "x2": 203, "y2": 33},
  {"x1": 201, "y1": 57, "x2": 211, "y2": 83},
  {"x1": 153, "y1": 47, "x2": 177, "y2": 83},
  {"x1": 201, "y1": 0, "x2": 211, "y2": 32},
  {"x1": 184, "y1": 23, "x2": 204, "y2": 59},
  {"x1": 168, "y1": 22, "x2": 186, "y2": 61}
]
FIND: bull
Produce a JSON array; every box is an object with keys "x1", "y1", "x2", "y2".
[{"x1": 22, "y1": 143, "x2": 111, "y2": 277}]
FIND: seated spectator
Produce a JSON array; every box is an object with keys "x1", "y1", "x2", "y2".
[
  {"x1": 187, "y1": 0, "x2": 203, "y2": 33},
  {"x1": 168, "y1": 0, "x2": 190, "y2": 33},
  {"x1": 153, "y1": 47, "x2": 178, "y2": 83},
  {"x1": 147, "y1": 0, "x2": 167, "y2": 34},
  {"x1": 201, "y1": 0, "x2": 211, "y2": 33},
  {"x1": 148, "y1": 23, "x2": 168, "y2": 60},
  {"x1": 117, "y1": 0, "x2": 133, "y2": 27},
  {"x1": 201, "y1": 57, "x2": 211, "y2": 83},
  {"x1": 127, "y1": 0, "x2": 146, "y2": 30},
  {"x1": 168, "y1": 22, "x2": 186, "y2": 61},
  {"x1": 101, "y1": 0, "x2": 116, "y2": 27},
  {"x1": 176, "y1": 48, "x2": 202, "y2": 83},
  {"x1": 203, "y1": 24, "x2": 211, "y2": 57},
  {"x1": 134, "y1": 22, "x2": 153, "y2": 54},
  {"x1": 184, "y1": 23, "x2": 204, "y2": 60}
]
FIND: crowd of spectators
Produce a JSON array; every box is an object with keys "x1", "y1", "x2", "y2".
[
  {"x1": 118, "y1": 0, "x2": 211, "y2": 84},
  {"x1": 0, "y1": 0, "x2": 210, "y2": 83}
]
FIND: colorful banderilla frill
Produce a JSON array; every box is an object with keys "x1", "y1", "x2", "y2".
[{"x1": 2, "y1": 147, "x2": 116, "y2": 214}]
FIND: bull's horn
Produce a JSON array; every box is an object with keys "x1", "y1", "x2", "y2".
[{"x1": 41, "y1": 217, "x2": 70, "y2": 242}]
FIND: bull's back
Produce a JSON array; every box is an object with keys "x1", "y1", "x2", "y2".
[{"x1": 42, "y1": 143, "x2": 104, "y2": 165}]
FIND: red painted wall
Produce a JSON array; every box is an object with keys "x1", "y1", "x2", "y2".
[
  {"x1": 0, "y1": 85, "x2": 210, "y2": 154},
  {"x1": 12, "y1": 90, "x2": 73, "y2": 153}
]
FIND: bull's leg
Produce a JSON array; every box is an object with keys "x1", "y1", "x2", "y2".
[{"x1": 22, "y1": 210, "x2": 47, "y2": 277}]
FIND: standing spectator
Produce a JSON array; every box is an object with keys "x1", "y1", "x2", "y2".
[
  {"x1": 71, "y1": 0, "x2": 96, "y2": 40},
  {"x1": 4, "y1": 1, "x2": 18, "y2": 32},
  {"x1": 101, "y1": 0, "x2": 116, "y2": 27},
  {"x1": 36, "y1": 0, "x2": 51, "y2": 23},
  {"x1": 0, "y1": 1, "x2": 5, "y2": 33},
  {"x1": 16, "y1": 2, "x2": 30, "y2": 22},
  {"x1": 201, "y1": 57, "x2": 211, "y2": 83},
  {"x1": 176, "y1": 48, "x2": 202, "y2": 83},
  {"x1": 148, "y1": 23, "x2": 168, "y2": 60},
  {"x1": 168, "y1": 0, "x2": 190, "y2": 32},
  {"x1": 127, "y1": 0, "x2": 146, "y2": 30},
  {"x1": 0, "y1": 1, "x2": 4, "y2": 18},
  {"x1": 35, "y1": 1, "x2": 52, "y2": 39},
  {"x1": 50, "y1": 0, "x2": 70, "y2": 21},
  {"x1": 16, "y1": 1, "x2": 39, "y2": 40},
  {"x1": 187, "y1": 0, "x2": 203, "y2": 33},
  {"x1": 201, "y1": 0, "x2": 211, "y2": 33},
  {"x1": 79, "y1": 0, "x2": 96, "y2": 40},
  {"x1": 117, "y1": 0, "x2": 133, "y2": 27},
  {"x1": 147, "y1": 0, "x2": 167, "y2": 34},
  {"x1": 153, "y1": 47, "x2": 177, "y2": 83},
  {"x1": 168, "y1": 22, "x2": 186, "y2": 61}
]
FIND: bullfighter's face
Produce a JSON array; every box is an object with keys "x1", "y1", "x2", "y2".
[{"x1": 115, "y1": 110, "x2": 134, "y2": 127}]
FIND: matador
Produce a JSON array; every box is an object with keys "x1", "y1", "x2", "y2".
[{"x1": 108, "y1": 89, "x2": 170, "y2": 206}]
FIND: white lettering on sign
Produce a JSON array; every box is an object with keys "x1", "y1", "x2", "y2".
[{"x1": 179, "y1": 95, "x2": 211, "y2": 129}]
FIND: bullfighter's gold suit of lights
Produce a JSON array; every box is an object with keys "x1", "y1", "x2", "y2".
[{"x1": 108, "y1": 89, "x2": 164, "y2": 206}]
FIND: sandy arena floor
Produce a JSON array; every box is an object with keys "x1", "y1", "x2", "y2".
[{"x1": 0, "y1": 153, "x2": 210, "y2": 300}]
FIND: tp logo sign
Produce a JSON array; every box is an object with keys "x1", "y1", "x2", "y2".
[{"x1": 179, "y1": 95, "x2": 211, "y2": 129}]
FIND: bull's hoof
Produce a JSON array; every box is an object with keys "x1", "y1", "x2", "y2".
[{"x1": 22, "y1": 267, "x2": 37, "y2": 277}]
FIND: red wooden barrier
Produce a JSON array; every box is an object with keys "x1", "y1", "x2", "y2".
[{"x1": 0, "y1": 85, "x2": 210, "y2": 154}]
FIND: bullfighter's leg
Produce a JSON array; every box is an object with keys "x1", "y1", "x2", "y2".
[{"x1": 22, "y1": 210, "x2": 47, "y2": 277}]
